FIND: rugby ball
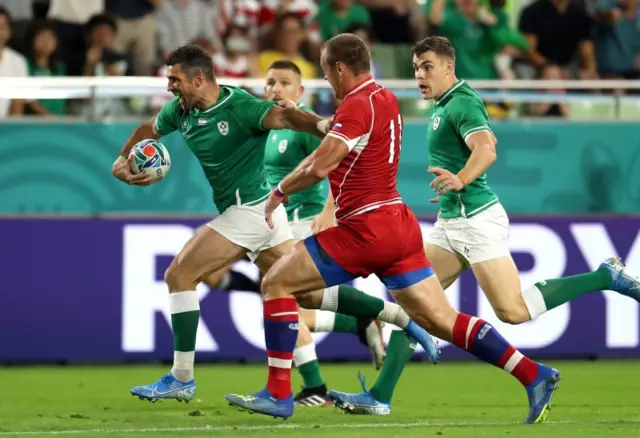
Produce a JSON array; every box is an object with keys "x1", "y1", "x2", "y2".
[{"x1": 129, "y1": 139, "x2": 171, "y2": 181}]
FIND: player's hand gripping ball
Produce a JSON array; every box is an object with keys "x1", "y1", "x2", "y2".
[{"x1": 129, "y1": 139, "x2": 172, "y2": 182}]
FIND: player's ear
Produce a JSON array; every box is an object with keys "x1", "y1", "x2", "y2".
[
  {"x1": 299, "y1": 84, "x2": 305, "y2": 97},
  {"x1": 446, "y1": 59, "x2": 455, "y2": 76}
]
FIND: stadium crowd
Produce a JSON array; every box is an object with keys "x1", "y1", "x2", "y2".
[{"x1": 0, "y1": 0, "x2": 638, "y2": 118}]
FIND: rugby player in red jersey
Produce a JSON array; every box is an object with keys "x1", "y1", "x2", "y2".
[{"x1": 225, "y1": 33, "x2": 559, "y2": 424}]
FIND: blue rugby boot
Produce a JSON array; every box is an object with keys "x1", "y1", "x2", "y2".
[
  {"x1": 328, "y1": 372, "x2": 391, "y2": 415},
  {"x1": 225, "y1": 388, "x2": 294, "y2": 420},
  {"x1": 130, "y1": 372, "x2": 196, "y2": 403},
  {"x1": 600, "y1": 257, "x2": 640, "y2": 301},
  {"x1": 525, "y1": 363, "x2": 561, "y2": 424},
  {"x1": 404, "y1": 320, "x2": 440, "y2": 364}
]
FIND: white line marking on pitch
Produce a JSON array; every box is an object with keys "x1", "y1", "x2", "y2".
[{"x1": 1, "y1": 419, "x2": 639, "y2": 436}]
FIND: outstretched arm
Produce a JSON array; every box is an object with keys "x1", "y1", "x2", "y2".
[{"x1": 262, "y1": 104, "x2": 330, "y2": 139}]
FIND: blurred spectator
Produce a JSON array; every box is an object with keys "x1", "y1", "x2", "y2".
[
  {"x1": 157, "y1": 0, "x2": 217, "y2": 60},
  {"x1": 592, "y1": 0, "x2": 640, "y2": 80},
  {"x1": 519, "y1": 0, "x2": 597, "y2": 80},
  {"x1": 106, "y1": 0, "x2": 161, "y2": 76},
  {"x1": 528, "y1": 65, "x2": 569, "y2": 117},
  {"x1": 259, "y1": 12, "x2": 316, "y2": 79},
  {"x1": 359, "y1": 0, "x2": 419, "y2": 43},
  {"x1": 24, "y1": 19, "x2": 66, "y2": 116},
  {"x1": 0, "y1": 6, "x2": 28, "y2": 118},
  {"x1": 259, "y1": 0, "x2": 318, "y2": 35},
  {"x1": 429, "y1": 0, "x2": 528, "y2": 80},
  {"x1": 212, "y1": 23, "x2": 259, "y2": 77},
  {"x1": 211, "y1": 0, "x2": 261, "y2": 53},
  {"x1": 314, "y1": 0, "x2": 371, "y2": 42},
  {"x1": 345, "y1": 23, "x2": 382, "y2": 78},
  {"x1": 47, "y1": 0, "x2": 105, "y2": 76},
  {"x1": 83, "y1": 14, "x2": 131, "y2": 77}
]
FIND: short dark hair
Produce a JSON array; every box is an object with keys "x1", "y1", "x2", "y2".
[
  {"x1": 267, "y1": 60, "x2": 302, "y2": 77},
  {"x1": 323, "y1": 33, "x2": 371, "y2": 75},
  {"x1": 165, "y1": 45, "x2": 215, "y2": 81},
  {"x1": 412, "y1": 36, "x2": 456, "y2": 61},
  {"x1": 85, "y1": 14, "x2": 117, "y2": 35}
]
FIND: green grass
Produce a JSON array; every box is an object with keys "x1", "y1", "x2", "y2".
[{"x1": 0, "y1": 361, "x2": 639, "y2": 437}]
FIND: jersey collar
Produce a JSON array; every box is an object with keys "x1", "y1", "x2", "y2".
[
  {"x1": 435, "y1": 79, "x2": 465, "y2": 106},
  {"x1": 343, "y1": 76, "x2": 375, "y2": 100}
]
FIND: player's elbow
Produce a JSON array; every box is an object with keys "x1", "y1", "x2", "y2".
[
  {"x1": 310, "y1": 164, "x2": 331, "y2": 179},
  {"x1": 479, "y1": 143, "x2": 497, "y2": 164}
]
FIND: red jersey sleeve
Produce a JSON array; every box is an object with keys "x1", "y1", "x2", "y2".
[{"x1": 326, "y1": 97, "x2": 371, "y2": 151}]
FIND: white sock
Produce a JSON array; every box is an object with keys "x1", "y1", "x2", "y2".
[
  {"x1": 169, "y1": 290, "x2": 199, "y2": 382},
  {"x1": 319, "y1": 286, "x2": 339, "y2": 312},
  {"x1": 521, "y1": 284, "x2": 547, "y2": 319},
  {"x1": 314, "y1": 310, "x2": 336, "y2": 332},
  {"x1": 378, "y1": 301, "x2": 410, "y2": 328},
  {"x1": 293, "y1": 342, "x2": 318, "y2": 367}
]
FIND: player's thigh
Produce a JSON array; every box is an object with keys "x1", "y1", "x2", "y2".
[
  {"x1": 254, "y1": 239, "x2": 295, "y2": 273},
  {"x1": 424, "y1": 242, "x2": 465, "y2": 290},
  {"x1": 260, "y1": 239, "x2": 330, "y2": 299},
  {"x1": 200, "y1": 264, "x2": 233, "y2": 289},
  {"x1": 166, "y1": 225, "x2": 246, "y2": 289},
  {"x1": 472, "y1": 256, "x2": 529, "y2": 323},
  {"x1": 389, "y1": 275, "x2": 458, "y2": 338}
]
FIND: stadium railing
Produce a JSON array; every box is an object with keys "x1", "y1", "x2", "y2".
[{"x1": 1, "y1": 77, "x2": 640, "y2": 119}]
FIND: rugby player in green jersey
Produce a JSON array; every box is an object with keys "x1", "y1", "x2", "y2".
[
  {"x1": 111, "y1": 45, "x2": 430, "y2": 404},
  {"x1": 328, "y1": 36, "x2": 640, "y2": 423}
]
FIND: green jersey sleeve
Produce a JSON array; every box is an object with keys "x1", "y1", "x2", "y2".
[
  {"x1": 448, "y1": 96, "x2": 491, "y2": 142},
  {"x1": 231, "y1": 91, "x2": 277, "y2": 133},
  {"x1": 154, "y1": 97, "x2": 182, "y2": 136}
]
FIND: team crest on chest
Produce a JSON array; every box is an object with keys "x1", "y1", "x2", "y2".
[
  {"x1": 217, "y1": 120, "x2": 229, "y2": 135},
  {"x1": 433, "y1": 116, "x2": 441, "y2": 130},
  {"x1": 278, "y1": 139, "x2": 288, "y2": 153}
]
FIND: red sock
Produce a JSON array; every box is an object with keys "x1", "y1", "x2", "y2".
[
  {"x1": 264, "y1": 298, "x2": 298, "y2": 399},
  {"x1": 452, "y1": 313, "x2": 538, "y2": 386}
]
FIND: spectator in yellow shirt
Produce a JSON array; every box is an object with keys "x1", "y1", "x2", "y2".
[{"x1": 259, "y1": 12, "x2": 317, "y2": 79}]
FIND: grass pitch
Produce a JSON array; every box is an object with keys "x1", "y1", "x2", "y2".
[{"x1": 0, "y1": 361, "x2": 638, "y2": 437}]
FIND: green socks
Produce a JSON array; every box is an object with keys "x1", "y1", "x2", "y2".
[
  {"x1": 314, "y1": 310, "x2": 359, "y2": 334},
  {"x1": 369, "y1": 330, "x2": 416, "y2": 403},
  {"x1": 293, "y1": 344, "x2": 325, "y2": 389},
  {"x1": 169, "y1": 291, "x2": 200, "y2": 382},
  {"x1": 522, "y1": 269, "x2": 611, "y2": 318}
]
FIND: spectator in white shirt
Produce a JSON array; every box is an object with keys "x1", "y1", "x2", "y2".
[{"x1": 0, "y1": 7, "x2": 28, "y2": 118}]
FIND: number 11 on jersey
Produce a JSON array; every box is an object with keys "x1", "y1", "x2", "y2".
[{"x1": 389, "y1": 114, "x2": 403, "y2": 163}]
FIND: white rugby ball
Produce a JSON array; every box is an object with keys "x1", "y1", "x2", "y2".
[{"x1": 129, "y1": 139, "x2": 171, "y2": 181}]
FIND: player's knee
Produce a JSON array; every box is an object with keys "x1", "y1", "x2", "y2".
[
  {"x1": 164, "y1": 260, "x2": 195, "y2": 292},
  {"x1": 260, "y1": 270, "x2": 289, "y2": 300},
  {"x1": 493, "y1": 305, "x2": 529, "y2": 325}
]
